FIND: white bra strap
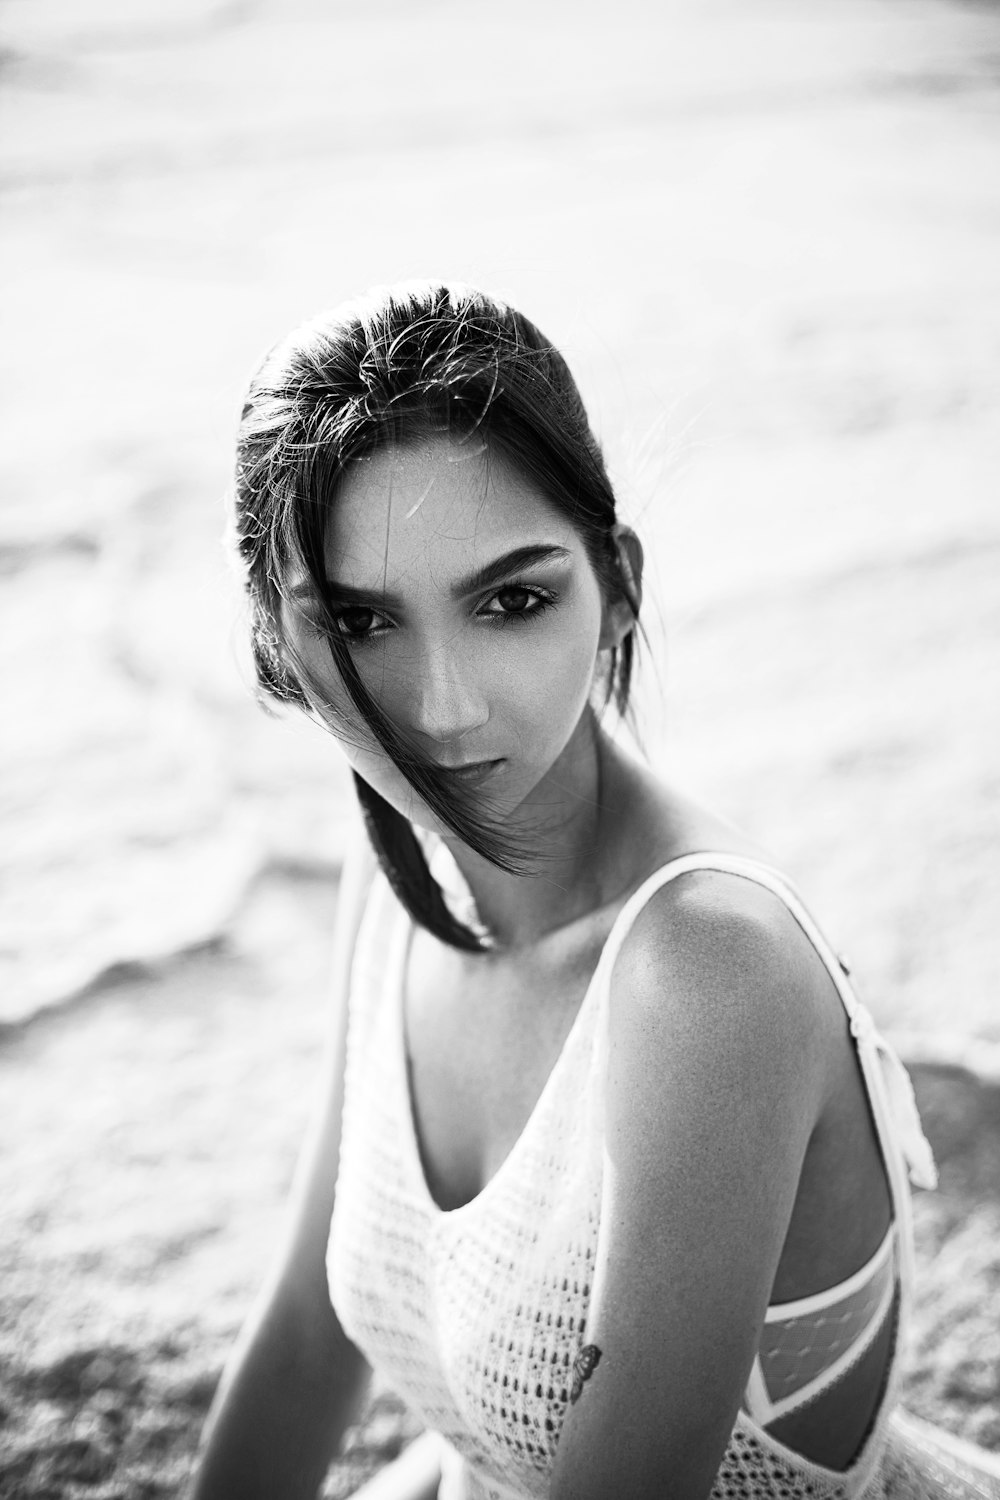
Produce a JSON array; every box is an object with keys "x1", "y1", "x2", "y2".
[
  {"x1": 743, "y1": 1356, "x2": 772, "y2": 1427},
  {"x1": 763, "y1": 1223, "x2": 894, "y2": 1322},
  {"x1": 759, "y1": 1269, "x2": 897, "y2": 1426}
]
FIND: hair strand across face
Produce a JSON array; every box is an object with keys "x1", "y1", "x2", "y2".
[{"x1": 232, "y1": 281, "x2": 640, "y2": 947}]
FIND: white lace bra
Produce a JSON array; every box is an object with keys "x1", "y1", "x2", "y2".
[
  {"x1": 747, "y1": 1222, "x2": 897, "y2": 1428},
  {"x1": 327, "y1": 848, "x2": 938, "y2": 1500}
]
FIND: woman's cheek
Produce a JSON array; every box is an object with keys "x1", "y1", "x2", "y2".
[
  {"x1": 282, "y1": 628, "x2": 386, "y2": 757},
  {"x1": 508, "y1": 615, "x2": 603, "y2": 748},
  {"x1": 548, "y1": 609, "x2": 604, "y2": 708}
]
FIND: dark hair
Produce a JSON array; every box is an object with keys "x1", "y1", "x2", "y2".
[{"x1": 231, "y1": 281, "x2": 639, "y2": 949}]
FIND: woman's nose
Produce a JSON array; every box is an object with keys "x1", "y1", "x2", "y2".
[{"x1": 405, "y1": 643, "x2": 490, "y2": 746}]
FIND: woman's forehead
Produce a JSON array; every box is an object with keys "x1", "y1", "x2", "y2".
[{"x1": 323, "y1": 437, "x2": 583, "y2": 592}]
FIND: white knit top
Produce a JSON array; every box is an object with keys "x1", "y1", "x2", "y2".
[{"x1": 326, "y1": 849, "x2": 944, "y2": 1500}]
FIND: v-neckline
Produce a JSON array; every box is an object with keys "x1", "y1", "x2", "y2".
[
  {"x1": 392, "y1": 902, "x2": 612, "y2": 1220},
  {"x1": 387, "y1": 849, "x2": 803, "y2": 1220}
]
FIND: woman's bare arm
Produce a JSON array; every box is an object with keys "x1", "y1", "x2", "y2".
[
  {"x1": 189, "y1": 839, "x2": 387, "y2": 1500},
  {"x1": 350, "y1": 1432, "x2": 444, "y2": 1500},
  {"x1": 188, "y1": 1272, "x2": 369, "y2": 1500},
  {"x1": 550, "y1": 872, "x2": 838, "y2": 1500}
]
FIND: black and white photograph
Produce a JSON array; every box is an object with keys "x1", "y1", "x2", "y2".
[{"x1": 2, "y1": 1, "x2": 999, "y2": 1496}]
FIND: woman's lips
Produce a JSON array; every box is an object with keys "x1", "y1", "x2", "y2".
[{"x1": 435, "y1": 758, "x2": 505, "y2": 789}]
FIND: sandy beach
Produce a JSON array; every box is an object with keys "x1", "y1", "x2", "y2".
[
  {"x1": 1, "y1": 868, "x2": 999, "y2": 1496},
  {"x1": 2, "y1": 0, "x2": 999, "y2": 1493}
]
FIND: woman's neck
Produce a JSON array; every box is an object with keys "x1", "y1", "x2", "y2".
[{"x1": 441, "y1": 724, "x2": 634, "y2": 949}]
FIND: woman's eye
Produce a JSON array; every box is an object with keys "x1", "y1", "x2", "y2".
[
  {"x1": 334, "y1": 605, "x2": 384, "y2": 640},
  {"x1": 495, "y1": 586, "x2": 534, "y2": 613},
  {"x1": 482, "y1": 585, "x2": 555, "y2": 622}
]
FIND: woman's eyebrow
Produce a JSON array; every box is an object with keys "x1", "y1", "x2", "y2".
[
  {"x1": 450, "y1": 544, "x2": 572, "y2": 598},
  {"x1": 287, "y1": 545, "x2": 572, "y2": 609},
  {"x1": 286, "y1": 578, "x2": 385, "y2": 607}
]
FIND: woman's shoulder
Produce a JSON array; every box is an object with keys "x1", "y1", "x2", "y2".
[
  {"x1": 604, "y1": 828, "x2": 844, "y2": 1114},
  {"x1": 604, "y1": 757, "x2": 832, "y2": 1011}
]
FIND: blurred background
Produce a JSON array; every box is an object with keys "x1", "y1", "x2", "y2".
[{"x1": 2, "y1": 0, "x2": 999, "y2": 1494}]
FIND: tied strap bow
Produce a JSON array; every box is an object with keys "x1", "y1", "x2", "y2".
[{"x1": 849, "y1": 1001, "x2": 938, "y2": 1192}]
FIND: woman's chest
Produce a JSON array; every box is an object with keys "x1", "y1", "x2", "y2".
[
  {"x1": 331, "y1": 1111, "x2": 604, "y2": 1495},
  {"x1": 403, "y1": 930, "x2": 606, "y2": 1213},
  {"x1": 329, "y1": 919, "x2": 610, "y2": 1492}
]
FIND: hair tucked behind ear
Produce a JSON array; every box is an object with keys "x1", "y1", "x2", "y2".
[{"x1": 231, "y1": 281, "x2": 640, "y2": 949}]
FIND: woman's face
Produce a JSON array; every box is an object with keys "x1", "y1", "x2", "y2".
[{"x1": 283, "y1": 436, "x2": 619, "y2": 835}]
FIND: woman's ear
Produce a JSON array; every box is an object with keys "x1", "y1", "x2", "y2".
[{"x1": 599, "y1": 524, "x2": 644, "y2": 649}]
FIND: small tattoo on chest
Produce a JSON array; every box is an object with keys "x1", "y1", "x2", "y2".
[{"x1": 569, "y1": 1344, "x2": 602, "y2": 1403}]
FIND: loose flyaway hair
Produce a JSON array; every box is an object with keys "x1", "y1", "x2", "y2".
[{"x1": 231, "y1": 281, "x2": 640, "y2": 949}]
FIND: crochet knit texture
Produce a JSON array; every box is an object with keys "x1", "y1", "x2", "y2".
[{"x1": 327, "y1": 852, "x2": 996, "y2": 1499}]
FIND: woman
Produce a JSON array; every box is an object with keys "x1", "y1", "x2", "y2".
[{"x1": 191, "y1": 283, "x2": 1000, "y2": 1499}]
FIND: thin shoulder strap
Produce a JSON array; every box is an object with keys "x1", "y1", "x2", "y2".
[
  {"x1": 592, "y1": 849, "x2": 936, "y2": 1291},
  {"x1": 336, "y1": 826, "x2": 381, "y2": 983},
  {"x1": 590, "y1": 852, "x2": 817, "y2": 1002},
  {"x1": 341, "y1": 837, "x2": 399, "y2": 1051}
]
